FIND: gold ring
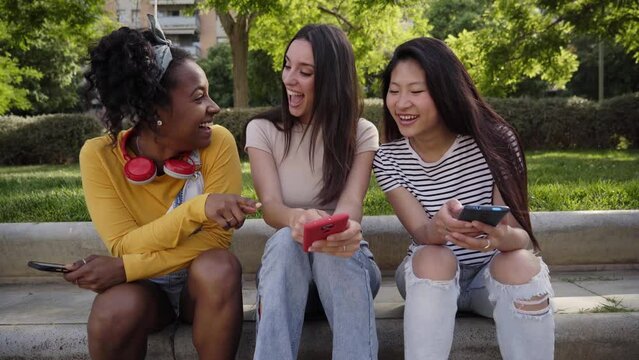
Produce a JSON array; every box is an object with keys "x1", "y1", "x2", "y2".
[
  {"x1": 483, "y1": 238, "x2": 491, "y2": 250},
  {"x1": 81, "y1": 258, "x2": 87, "y2": 265},
  {"x1": 225, "y1": 217, "x2": 234, "y2": 222}
]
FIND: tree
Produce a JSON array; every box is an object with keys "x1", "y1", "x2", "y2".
[
  {"x1": 0, "y1": 21, "x2": 41, "y2": 114},
  {"x1": 199, "y1": 0, "x2": 280, "y2": 108},
  {"x1": 425, "y1": 0, "x2": 490, "y2": 40},
  {"x1": 446, "y1": 0, "x2": 579, "y2": 97},
  {"x1": 0, "y1": 0, "x2": 114, "y2": 115},
  {"x1": 567, "y1": 36, "x2": 639, "y2": 99},
  {"x1": 537, "y1": 0, "x2": 639, "y2": 61},
  {"x1": 250, "y1": 0, "x2": 431, "y2": 97},
  {"x1": 198, "y1": 44, "x2": 234, "y2": 108},
  {"x1": 200, "y1": 0, "x2": 430, "y2": 106},
  {"x1": 197, "y1": 43, "x2": 280, "y2": 108}
]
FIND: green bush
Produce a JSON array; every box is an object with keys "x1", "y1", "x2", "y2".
[
  {"x1": 197, "y1": 44, "x2": 234, "y2": 108},
  {"x1": 364, "y1": 95, "x2": 638, "y2": 150},
  {"x1": 1, "y1": 93, "x2": 637, "y2": 165},
  {"x1": 210, "y1": 107, "x2": 269, "y2": 157},
  {"x1": 488, "y1": 94, "x2": 638, "y2": 149},
  {"x1": 0, "y1": 113, "x2": 103, "y2": 165},
  {"x1": 597, "y1": 93, "x2": 639, "y2": 150}
]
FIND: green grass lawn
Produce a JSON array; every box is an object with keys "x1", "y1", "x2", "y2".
[{"x1": 0, "y1": 150, "x2": 637, "y2": 222}]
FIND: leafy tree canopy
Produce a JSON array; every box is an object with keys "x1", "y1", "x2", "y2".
[
  {"x1": 425, "y1": 0, "x2": 490, "y2": 40},
  {"x1": 0, "y1": 20, "x2": 42, "y2": 114},
  {"x1": 447, "y1": 0, "x2": 579, "y2": 97},
  {"x1": 0, "y1": 0, "x2": 114, "y2": 115},
  {"x1": 537, "y1": 0, "x2": 639, "y2": 61},
  {"x1": 250, "y1": 0, "x2": 431, "y2": 86}
]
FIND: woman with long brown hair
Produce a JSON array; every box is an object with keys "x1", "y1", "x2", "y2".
[
  {"x1": 245, "y1": 24, "x2": 380, "y2": 359},
  {"x1": 373, "y1": 37, "x2": 555, "y2": 359}
]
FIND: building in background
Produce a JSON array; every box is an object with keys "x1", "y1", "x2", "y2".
[{"x1": 105, "y1": 0, "x2": 227, "y2": 57}]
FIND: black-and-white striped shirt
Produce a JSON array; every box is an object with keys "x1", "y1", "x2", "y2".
[{"x1": 373, "y1": 135, "x2": 496, "y2": 265}]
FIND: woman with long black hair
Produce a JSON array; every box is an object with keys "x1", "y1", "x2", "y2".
[
  {"x1": 374, "y1": 37, "x2": 555, "y2": 360},
  {"x1": 245, "y1": 24, "x2": 381, "y2": 360}
]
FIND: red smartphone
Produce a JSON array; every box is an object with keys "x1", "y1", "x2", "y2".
[
  {"x1": 27, "y1": 260, "x2": 69, "y2": 273},
  {"x1": 303, "y1": 213, "x2": 349, "y2": 252}
]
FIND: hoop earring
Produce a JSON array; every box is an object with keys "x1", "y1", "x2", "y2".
[{"x1": 156, "y1": 120, "x2": 163, "y2": 127}]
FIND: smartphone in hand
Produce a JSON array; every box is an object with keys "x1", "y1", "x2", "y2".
[
  {"x1": 303, "y1": 213, "x2": 349, "y2": 252},
  {"x1": 27, "y1": 260, "x2": 69, "y2": 273},
  {"x1": 457, "y1": 205, "x2": 510, "y2": 227}
]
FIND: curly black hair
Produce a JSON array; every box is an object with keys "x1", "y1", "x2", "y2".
[{"x1": 84, "y1": 27, "x2": 192, "y2": 142}]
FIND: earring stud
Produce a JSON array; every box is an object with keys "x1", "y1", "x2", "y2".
[{"x1": 156, "y1": 120, "x2": 163, "y2": 126}]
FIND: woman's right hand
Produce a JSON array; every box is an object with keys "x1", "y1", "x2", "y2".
[
  {"x1": 433, "y1": 199, "x2": 482, "y2": 241},
  {"x1": 289, "y1": 208, "x2": 330, "y2": 244},
  {"x1": 63, "y1": 255, "x2": 126, "y2": 293},
  {"x1": 205, "y1": 194, "x2": 261, "y2": 230}
]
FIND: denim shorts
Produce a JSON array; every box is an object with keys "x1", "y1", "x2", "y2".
[{"x1": 148, "y1": 268, "x2": 188, "y2": 316}]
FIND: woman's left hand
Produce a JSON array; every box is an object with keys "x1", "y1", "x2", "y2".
[
  {"x1": 308, "y1": 219, "x2": 362, "y2": 258},
  {"x1": 445, "y1": 220, "x2": 510, "y2": 252},
  {"x1": 63, "y1": 255, "x2": 127, "y2": 293}
]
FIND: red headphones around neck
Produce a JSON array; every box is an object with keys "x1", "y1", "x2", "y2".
[{"x1": 120, "y1": 130, "x2": 196, "y2": 185}]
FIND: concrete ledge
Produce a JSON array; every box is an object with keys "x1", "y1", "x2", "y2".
[
  {"x1": 2, "y1": 313, "x2": 638, "y2": 360},
  {"x1": 1, "y1": 211, "x2": 638, "y2": 279},
  {"x1": 2, "y1": 265, "x2": 638, "y2": 359},
  {"x1": 1, "y1": 211, "x2": 638, "y2": 359}
]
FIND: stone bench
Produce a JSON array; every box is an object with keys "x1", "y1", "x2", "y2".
[{"x1": 1, "y1": 210, "x2": 638, "y2": 359}]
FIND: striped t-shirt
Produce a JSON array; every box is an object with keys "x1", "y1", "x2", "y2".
[{"x1": 373, "y1": 135, "x2": 497, "y2": 265}]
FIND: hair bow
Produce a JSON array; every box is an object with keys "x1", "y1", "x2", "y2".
[{"x1": 147, "y1": 14, "x2": 173, "y2": 81}]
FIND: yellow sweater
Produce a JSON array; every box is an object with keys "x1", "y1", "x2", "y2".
[{"x1": 79, "y1": 125, "x2": 242, "y2": 281}]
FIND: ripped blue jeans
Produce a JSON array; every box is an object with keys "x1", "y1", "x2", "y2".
[{"x1": 396, "y1": 247, "x2": 555, "y2": 360}]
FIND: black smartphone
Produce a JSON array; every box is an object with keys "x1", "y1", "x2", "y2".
[
  {"x1": 458, "y1": 205, "x2": 510, "y2": 226},
  {"x1": 27, "y1": 260, "x2": 70, "y2": 273}
]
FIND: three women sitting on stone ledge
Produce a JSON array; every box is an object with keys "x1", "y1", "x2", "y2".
[{"x1": 64, "y1": 18, "x2": 554, "y2": 360}]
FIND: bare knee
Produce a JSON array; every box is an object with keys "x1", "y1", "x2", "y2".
[
  {"x1": 189, "y1": 249, "x2": 242, "y2": 295},
  {"x1": 411, "y1": 245, "x2": 457, "y2": 281},
  {"x1": 88, "y1": 284, "x2": 153, "y2": 342},
  {"x1": 490, "y1": 249, "x2": 540, "y2": 285}
]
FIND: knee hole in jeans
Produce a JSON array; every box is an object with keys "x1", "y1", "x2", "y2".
[{"x1": 513, "y1": 294, "x2": 551, "y2": 316}]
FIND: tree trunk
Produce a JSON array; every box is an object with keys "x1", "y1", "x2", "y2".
[{"x1": 218, "y1": 12, "x2": 251, "y2": 108}]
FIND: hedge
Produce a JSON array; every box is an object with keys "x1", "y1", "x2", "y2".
[
  {"x1": 1, "y1": 94, "x2": 637, "y2": 165},
  {"x1": 0, "y1": 114, "x2": 103, "y2": 165}
]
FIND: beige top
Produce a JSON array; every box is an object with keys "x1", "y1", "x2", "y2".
[{"x1": 245, "y1": 118, "x2": 379, "y2": 212}]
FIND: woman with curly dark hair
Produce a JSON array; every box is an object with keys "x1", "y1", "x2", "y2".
[
  {"x1": 373, "y1": 37, "x2": 555, "y2": 359},
  {"x1": 62, "y1": 16, "x2": 259, "y2": 359}
]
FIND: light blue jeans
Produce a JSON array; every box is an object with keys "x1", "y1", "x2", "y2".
[
  {"x1": 254, "y1": 227, "x2": 381, "y2": 360},
  {"x1": 397, "y1": 247, "x2": 555, "y2": 360}
]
